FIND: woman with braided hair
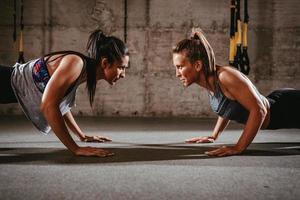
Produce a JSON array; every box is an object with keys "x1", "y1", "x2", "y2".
[
  {"x1": 172, "y1": 28, "x2": 300, "y2": 157},
  {"x1": 0, "y1": 29, "x2": 129, "y2": 157}
]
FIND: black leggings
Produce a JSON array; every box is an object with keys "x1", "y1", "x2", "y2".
[
  {"x1": 266, "y1": 89, "x2": 300, "y2": 129},
  {"x1": 0, "y1": 64, "x2": 18, "y2": 104}
]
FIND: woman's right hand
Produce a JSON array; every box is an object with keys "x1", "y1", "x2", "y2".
[
  {"x1": 74, "y1": 146, "x2": 114, "y2": 157},
  {"x1": 185, "y1": 136, "x2": 215, "y2": 143}
]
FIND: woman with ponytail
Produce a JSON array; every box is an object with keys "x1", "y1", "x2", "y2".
[
  {"x1": 172, "y1": 28, "x2": 299, "y2": 157},
  {"x1": 0, "y1": 29, "x2": 129, "y2": 157}
]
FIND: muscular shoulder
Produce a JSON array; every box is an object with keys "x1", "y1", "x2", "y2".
[
  {"x1": 217, "y1": 66, "x2": 246, "y2": 88},
  {"x1": 216, "y1": 66, "x2": 251, "y2": 99},
  {"x1": 49, "y1": 54, "x2": 84, "y2": 89},
  {"x1": 58, "y1": 54, "x2": 84, "y2": 78},
  {"x1": 60, "y1": 54, "x2": 84, "y2": 70}
]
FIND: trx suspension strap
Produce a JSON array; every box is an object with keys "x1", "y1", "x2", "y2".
[
  {"x1": 18, "y1": 0, "x2": 25, "y2": 63},
  {"x1": 241, "y1": 0, "x2": 250, "y2": 74},
  {"x1": 233, "y1": 0, "x2": 238, "y2": 63},
  {"x1": 229, "y1": 0, "x2": 235, "y2": 66},
  {"x1": 233, "y1": 0, "x2": 243, "y2": 72},
  {"x1": 13, "y1": 0, "x2": 17, "y2": 45},
  {"x1": 229, "y1": 0, "x2": 250, "y2": 75},
  {"x1": 124, "y1": 0, "x2": 128, "y2": 43}
]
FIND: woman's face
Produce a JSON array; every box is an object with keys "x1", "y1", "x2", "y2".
[
  {"x1": 172, "y1": 52, "x2": 200, "y2": 87},
  {"x1": 102, "y1": 55, "x2": 129, "y2": 85}
]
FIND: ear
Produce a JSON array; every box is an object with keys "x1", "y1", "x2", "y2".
[
  {"x1": 101, "y1": 58, "x2": 109, "y2": 69},
  {"x1": 194, "y1": 60, "x2": 203, "y2": 72}
]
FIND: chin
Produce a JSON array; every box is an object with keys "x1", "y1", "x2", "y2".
[
  {"x1": 183, "y1": 82, "x2": 192, "y2": 87},
  {"x1": 107, "y1": 81, "x2": 114, "y2": 85}
]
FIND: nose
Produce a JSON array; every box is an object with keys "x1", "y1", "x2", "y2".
[
  {"x1": 120, "y1": 69, "x2": 125, "y2": 78},
  {"x1": 176, "y1": 68, "x2": 181, "y2": 77}
]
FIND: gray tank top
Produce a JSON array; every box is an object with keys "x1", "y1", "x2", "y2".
[
  {"x1": 209, "y1": 76, "x2": 265, "y2": 124},
  {"x1": 10, "y1": 59, "x2": 83, "y2": 134}
]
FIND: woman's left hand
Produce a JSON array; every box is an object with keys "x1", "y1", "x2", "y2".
[
  {"x1": 81, "y1": 135, "x2": 112, "y2": 143},
  {"x1": 205, "y1": 145, "x2": 243, "y2": 157}
]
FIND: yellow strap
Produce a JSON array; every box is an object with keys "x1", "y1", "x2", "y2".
[
  {"x1": 237, "y1": 20, "x2": 242, "y2": 44},
  {"x1": 242, "y1": 23, "x2": 248, "y2": 47},
  {"x1": 229, "y1": 37, "x2": 235, "y2": 62},
  {"x1": 234, "y1": 30, "x2": 238, "y2": 56}
]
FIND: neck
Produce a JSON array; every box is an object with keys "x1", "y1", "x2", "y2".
[
  {"x1": 79, "y1": 64, "x2": 105, "y2": 84},
  {"x1": 96, "y1": 66, "x2": 105, "y2": 80},
  {"x1": 195, "y1": 65, "x2": 221, "y2": 92},
  {"x1": 195, "y1": 71, "x2": 215, "y2": 92}
]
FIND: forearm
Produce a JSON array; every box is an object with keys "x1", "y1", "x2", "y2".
[
  {"x1": 235, "y1": 109, "x2": 266, "y2": 151},
  {"x1": 42, "y1": 106, "x2": 79, "y2": 153},
  {"x1": 212, "y1": 116, "x2": 230, "y2": 139},
  {"x1": 63, "y1": 111, "x2": 85, "y2": 140}
]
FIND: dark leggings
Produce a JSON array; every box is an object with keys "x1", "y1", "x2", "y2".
[
  {"x1": 0, "y1": 64, "x2": 18, "y2": 104},
  {"x1": 266, "y1": 89, "x2": 300, "y2": 129}
]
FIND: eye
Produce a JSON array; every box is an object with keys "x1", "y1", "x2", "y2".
[
  {"x1": 177, "y1": 65, "x2": 183, "y2": 70},
  {"x1": 118, "y1": 66, "x2": 125, "y2": 70}
]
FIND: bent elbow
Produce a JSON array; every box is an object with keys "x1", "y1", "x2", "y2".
[
  {"x1": 255, "y1": 106, "x2": 267, "y2": 119},
  {"x1": 40, "y1": 103, "x2": 48, "y2": 115},
  {"x1": 40, "y1": 102, "x2": 57, "y2": 117}
]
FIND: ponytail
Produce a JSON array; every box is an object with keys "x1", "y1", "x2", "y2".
[
  {"x1": 87, "y1": 30, "x2": 108, "y2": 61},
  {"x1": 190, "y1": 28, "x2": 216, "y2": 75},
  {"x1": 85, "y1": 29, "x2": 129, "y2": 107},
  {"x1": 173, "y1": 28, "x2": 217, "y2": 90}
]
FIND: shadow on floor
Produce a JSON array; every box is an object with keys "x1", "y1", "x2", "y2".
[{"x1": 0, "y1": 142, "x2": 299, "y2": 165}]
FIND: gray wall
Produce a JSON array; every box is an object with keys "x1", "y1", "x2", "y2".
[{"x1": 0, "y1": 0, "x2": 299, "y2": 118}]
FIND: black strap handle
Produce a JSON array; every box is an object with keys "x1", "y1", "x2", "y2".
[
  {"x1": 241, "y1": 0, "x2": 250, "y2": 75},
  {"x1": 233, "y1": 0, "x2": 244, "y2": 72}
]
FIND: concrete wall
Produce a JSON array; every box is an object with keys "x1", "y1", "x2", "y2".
[{"x1": 0, "y1": 0, "x2": 299, "y2": 118}]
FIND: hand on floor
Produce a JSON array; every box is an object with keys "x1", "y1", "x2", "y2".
[
  {"x1": 185, "y1": 136, "x2": 215, "y2": 143},
  {"x1": 74, "y1": 146, "x2": 114, "y2": 157},
  {"x1": 205, "y1": 146, "x2": 242, "y2": 157},
  {"x1": 81, "y1": 135, "x2": 112, "y2": 143}
]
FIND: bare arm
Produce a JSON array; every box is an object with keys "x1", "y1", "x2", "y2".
[
  {"x1": 63, "y1": 111, "x2": 85, "y2": 141},
  {"x1": 186, "y1": 116, "x2": 230, "y2": 143},
  {"x1": 63, "y1": 111, "x2": 111, "y2": 142},
  {"x1": 235, "y1": 105, "x2": 266, "y2": 151},
  {"x1": 206, "y1": 68, "x2": 267, "y2": 156},
  {"x1": 40, "y1": 55, "x2": 113, "y2": 157},
  {"x1": 42, "y1": 104, "x2": 79, "y2": 152},
  {"x1": 212, "y1": 116, "x2": 230, "y2": 140}
]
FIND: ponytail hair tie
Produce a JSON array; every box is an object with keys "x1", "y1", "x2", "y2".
[
  {"x1": 100, "y1": 31, "x2": 107, "y2": 39},
  {"x1": 191, "y1": 27, "x2": 216, "y2": 73},
  {"x1": 190, "y1": 27, "x2": 203, "y2": 40}
]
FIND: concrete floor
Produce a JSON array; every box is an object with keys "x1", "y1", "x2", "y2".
[{"x1": 0, "y1": 116, "x2": 299, "y2": 200}]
